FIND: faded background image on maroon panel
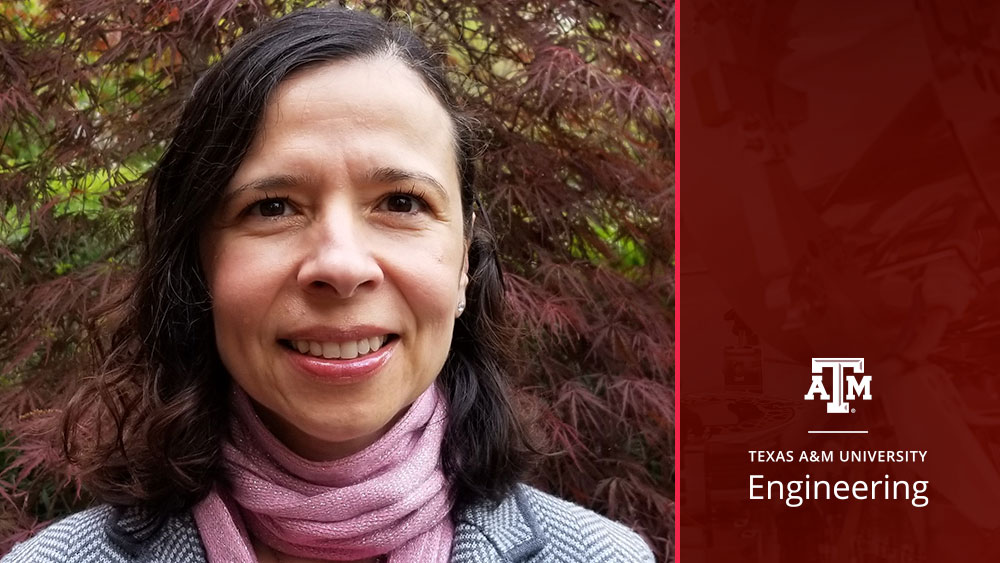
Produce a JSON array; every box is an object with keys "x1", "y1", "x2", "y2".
[{"x1": 680, "y1": 0, "x2": 1000, "y2": 561}]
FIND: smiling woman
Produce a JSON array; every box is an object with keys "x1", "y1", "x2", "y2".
[
  {"x1": 2, "y1": 7, "x2": 654, "y2": 563},
  {"x1": 201, "y1": 59, "x2": 469, "y2": 462}
]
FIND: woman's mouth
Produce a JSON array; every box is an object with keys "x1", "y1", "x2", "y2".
[
  {"x1": 279, "y1": 334, "x2": 398, "y2": 383},
  {"x1": 281, "y1": 335, "x2": 398, "y2": 360}
]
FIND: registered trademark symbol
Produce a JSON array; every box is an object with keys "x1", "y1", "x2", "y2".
[{"x1": 851, "y1": 408, "x2": 856, "y2": 413}]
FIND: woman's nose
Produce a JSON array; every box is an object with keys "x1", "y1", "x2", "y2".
[{"x1": 296, "y1": 212, "x2": 383, "y2": 298}]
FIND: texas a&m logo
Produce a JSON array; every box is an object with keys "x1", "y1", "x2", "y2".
[{"x1": 804, "y1": 358, "x2": 871, "y2": 413}]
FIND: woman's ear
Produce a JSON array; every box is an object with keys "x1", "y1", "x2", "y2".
[{"x1": 457, "y1": 212, "x2": 475, "y2": 317}]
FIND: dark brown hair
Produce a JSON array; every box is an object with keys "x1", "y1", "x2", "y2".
[{"x1": 63, "y1": 6, "x2": 532, "y2": 515}]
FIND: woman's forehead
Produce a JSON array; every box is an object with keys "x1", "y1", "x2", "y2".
[
  {"x1": 260, "y1": 57, "x2": 453, "y2": 144},
  {"x1": 230, "y1": 57, "x2": 460, "y2": 189}
]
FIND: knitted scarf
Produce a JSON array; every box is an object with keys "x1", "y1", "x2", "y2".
[{"x1": 193, "y1": 384, "x2": 453, "y2": 562}]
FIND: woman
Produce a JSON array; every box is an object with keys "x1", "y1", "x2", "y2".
[{"x1": 4, "y1": 7, "x2": 654, "y2": 563}]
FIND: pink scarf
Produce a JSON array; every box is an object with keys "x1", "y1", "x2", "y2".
[{"x1": 193, "y1": 384, "x2": 454, "y2": 562}]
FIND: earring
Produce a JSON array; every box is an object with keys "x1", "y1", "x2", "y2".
[{"x1": 457, "y1": 302, "x2": 466, "y2": 314}]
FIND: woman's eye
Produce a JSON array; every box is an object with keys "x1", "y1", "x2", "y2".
[
  {"x1": 383, "y1": 193, "x2": 425, "y2": 214},
  {"x1": 251, "y1": 198, "x2": 290, "y2": 217}
]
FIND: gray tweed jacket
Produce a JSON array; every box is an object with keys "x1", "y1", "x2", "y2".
[{"x1": 3, "y1": 484, "x2": 655, "y2": 562}]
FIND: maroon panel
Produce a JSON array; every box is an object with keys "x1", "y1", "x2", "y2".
[{"x1": 678, "y1": 0, "x2": 1000, "y2": 561}]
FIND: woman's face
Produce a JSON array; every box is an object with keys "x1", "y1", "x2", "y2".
[{"x1": 200, "y1": 57, "x2": 468, "y2": 460}]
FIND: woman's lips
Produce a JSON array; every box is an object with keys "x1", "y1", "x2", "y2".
[{"x1": 282, "y1": 336, "x2": 396, "y2": 383}]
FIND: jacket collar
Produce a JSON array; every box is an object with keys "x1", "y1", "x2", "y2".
[{"x1": 454, "y1": 484, "x2": 546, "y2": 562}]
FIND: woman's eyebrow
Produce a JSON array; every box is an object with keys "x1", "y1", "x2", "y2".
[
  {"x1": 220, "y1": 173, "x2": 313, "y2": 207},
  {"x1": 367, "y1": 166, "x2": 449, "y2": 202},
  {"x1": 220, "y1": 168, "x2": 449, "y2": 208}
]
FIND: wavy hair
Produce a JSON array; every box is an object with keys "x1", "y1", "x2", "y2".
[{"x1": 63, "y1": 6, "x2": 533, "y2": 515}]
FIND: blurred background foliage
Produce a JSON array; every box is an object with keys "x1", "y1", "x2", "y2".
[{"x1": 0, "y1": 0, "x2": 673, "y2": 559}]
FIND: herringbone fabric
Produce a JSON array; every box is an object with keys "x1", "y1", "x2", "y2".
[
  {"x1": 3, "y1": 506, "x2": 206, "y2": 563},
  {"x1": 3, "y1": 485, "x2": 655, "y2": 562},
  {"x1": 454, "y1": 486, "x2": 655, "y2": 563}
]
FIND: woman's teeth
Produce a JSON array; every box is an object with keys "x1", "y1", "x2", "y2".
[{"x1": 292, "y1": 336, "x2": 386, "y2": 360}]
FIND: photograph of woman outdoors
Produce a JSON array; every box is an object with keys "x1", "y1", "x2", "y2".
[{"x1": 0, "y1": 2, "x2": 672, "y2": 562}]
